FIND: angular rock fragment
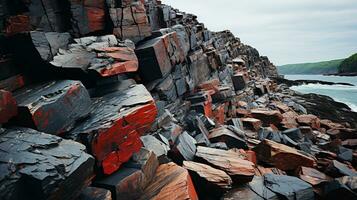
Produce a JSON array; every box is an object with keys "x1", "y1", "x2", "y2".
[
  {"x1": 325, "y1": 160, "x2": 357, "y2": 177},
  {"x1": 208, "y1": 126, "x2": 248, "y2": 149},
  {"x1": 141, "y1": 135, "x2": 170, "y2": 159},
  {"x1": 0, "y1": 90, "x2": 17, "y2": 124},
  {"x1": 12, "y1": 80, "x2": 91, "y2": 135},
  {"x1": 171, "y1": 131, "x2": 197, "y2": 162},
  {"x1": 251, "y1": 109, "x2": 283, "y2": 126},
  {"x1": 195, "y1": 146, "x2": 255, "y2": 183},
  {"x1": 183, "y1": 161, "x2": 232, "y2": 199},
  {"x1": 78, "y1": 187, "x2": 112, "y2": 200},
  {"x1": 0, "y1": 127, "x2": 94, "y2": 200},
  {"x1": 264, "y1": 174, "x2": 315, "y2": 200},
  {"x1": 297, "y1": 114, "x2": 321, "y2": 130},
  {"x1": 0, "y1": 74, "x2": 27, "y2": 92},
  {"x1": 139, "y1": 162, "x2": 199, "y2": 200},
  {"x1": 69, "y1": 84, "x2": 157, "y2": 175},
  {"x1": 136, "y1": 36, "x2": 172, "y2": 82},
  {"x1": 253, "y1": 139, "x2": 316, "y2": 171},
  {"x1": 248, "y1": 176, "x2": 280, "y2": 200},
  {"x1": 94, "y1": 148, "x2": 159, "y2": 200},
  {"x1": 232, "y1": 73, "x2": 247, "y2": 91},
  {"x1": 298, "y1": 166, "x2": 332, "y2": 186},
  {"x1": 241, "y1": 117, "x2": 262, "y2": 131}
]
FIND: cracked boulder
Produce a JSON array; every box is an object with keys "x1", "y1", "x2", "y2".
[
  {"x1": 0, "y1": 127, "x2": 95, "y2": 200},
  {"x1": 11, "y1": 80, "x2": 91, "y2": 135},
  {"x1": 68, "y1": 84, "x2": 157, "y2": 175}
]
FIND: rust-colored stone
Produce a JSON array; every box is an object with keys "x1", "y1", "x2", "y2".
[
  {"x1": 0, "y1": 90, "x2": 17, "y2": 124},
  {"x1": 195, "y1": 146, "x2": 255, "y2": 183},
  {"x1": 297, "y1": 114, "x2": 321, "y2": 130},
  {"x1": 241, "y1": 118, "x2": 262, "y2": 131},
  {"x1": 251, "y1": 109, "x2": 283, "y2": 126},
  {"x1": 298, "y1": 166, "x2": 332, "y2": 186},
  {"x1": 253, "y1": 139, "x2": 317, "y2": 171},
  {"x1": 139, "y1": 162, "x2": 199, "y2": 200}
]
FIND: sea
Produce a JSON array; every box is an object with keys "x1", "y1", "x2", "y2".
[{"x1": 284, "y1": 75, "x2": 357, "y2": 112}]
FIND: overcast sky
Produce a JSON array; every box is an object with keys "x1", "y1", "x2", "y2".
[{"x1": 163, "y1": 0, "x2": 357, "y2": 65}]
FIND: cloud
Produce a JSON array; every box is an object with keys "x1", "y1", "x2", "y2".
[{"x1": 163, "y1": 0, "x2": 357, "y2": 65}]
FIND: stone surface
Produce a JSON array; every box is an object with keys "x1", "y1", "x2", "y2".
[
  {"x1": 0, "y1": 90, "x2": 17, "y2": 124},
  {"x1": 297, "y1": 114, "x2": 321, "y2": 130},
  {"x1": 251, "y1": 109, "x2": 283, "y2": 126},
  {"x1": 208, "y1": 126, "x2": 248, "y2": 149},
  {"x1": 298, "y1": 166, "x2": 332, "y2": 186},
  {"x1": 195, "y1": 146, "x2": 255, "y2": 183},
  {"x1": 253, "y1": 139, "x2": 316, "y2": 171},
  {"x1": 12, "y1": 80, "x2": 91, "y2": 135},
  {"x1": 0, "y1": 127, "x2": 94, "y2": 200},
  {"x1": 183, "y1": 161, "x2": 232, "y2": 199},
  {"x1": 69, "y1": 84, "x2": 157, "y2": 175},
  {"x1": 78, "y1": 187, "x2": 112, "y2": 200},
  {"x1": 241, "y1": 118, "x2": 262, "y2": 131},
  {"x1": 139, "y1": 162, "x2": 199, "y2": 200}
]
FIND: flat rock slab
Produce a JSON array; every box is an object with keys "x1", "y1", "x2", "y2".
[
  {"x1": 0, "y1": 127, "x2": 94, "y2": 200},
  {"x1": 298, "y1": 166, "x2": 332, "y2": 186},
  {"x1": 195, "y1": 146, "x2": 255, "y2": 184},
  {"x1": 183, "y1": 161, "x2": 232, "y2": 199},
  {"x1": 69, "y1": 84, "x2": 157, "y2": 175},
  {"x1": 95, "y1": 148, "x2": 159, "y2": 200},
  {"x1": 325, "y1": 160, "x2": 357, "y2": 177},
  {"x1": 264, "y1": 174, "x2": 315, "y2": 200},
  {"x1": 297, "y1": 114, "x2": 321, "y2": 130},
  {"x1": 0, "y1": 90, "x2": 17, "y2": 124},
  {"x1": 139, "y1": 162, "x2": 199, "y2": 200},
  {"x1": 208, "y1": 126, "x2": 248, "y2": 149},
  {"x1": 253, "y1": 139, "x2": 316, "y2": 171},
  {"x1": 171, "y1": 131, "x2": 197, "y2": 162},
  {"x1": 251, "y1": 109, "x2": 283, "y2": 126},
  {"x1": 12, "y1": 80, "x2": 91, "y2": 135}
]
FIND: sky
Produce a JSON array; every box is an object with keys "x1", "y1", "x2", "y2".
[{"x1": 163, "y1": 0, "x2": 357, "y2": 65}]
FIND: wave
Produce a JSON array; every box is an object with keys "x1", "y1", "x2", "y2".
[{"x1": 291, "y1": 83, "x2": 357, "y2": 91}]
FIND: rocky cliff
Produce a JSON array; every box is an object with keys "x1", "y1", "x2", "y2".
[{"x1": 0, "y1": 1, "x2": 356, "y2": 200}]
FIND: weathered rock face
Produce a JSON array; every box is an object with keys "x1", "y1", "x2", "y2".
[
  {"x1": 68, "y1": 84, "x2": 157, "y2": 175},
  {"x1": 0, "y1": 127, "x2": 94, "y2": 200},
  {"x1": 11, "y1": 80, "x2": 91, "y2": 135}
]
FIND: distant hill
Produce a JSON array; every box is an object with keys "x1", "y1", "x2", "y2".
[
  {"x1": 339, "y1": 53, "x2": 357, "y2": 73},
  {"x1": 278, "y1": 59, "x2": 343, "y2": 75}
]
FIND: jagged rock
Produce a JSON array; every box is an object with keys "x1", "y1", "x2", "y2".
[
  {"x1": 298, "y1": 166, "x2": 332, "y2": 186},
  {"x1": 253, "y1": 139, "x2": 316, "y2": 171},
  {"x1": 78, "y1": 187, "x2": 112, "y2": 200},
  {"x1": 141, "y1": 135, "x2": 170, "y2": 159},
  {"x1": 139, "y1": 162, "x2": 199, "y2": 200},
  {"x1": 241, "y1": 118, "x2": 262, "y2": 131},
  {"x1": 195, "y1": 146, "x2": 255, "y2": 183},
  {"x1": 232, "y1": 73, "x2": 247, "y2": 91},
  {"x1": 155, "y1": 75, "x2": 178, "y2": 101},
  {"x1": 68, "y1": 84, "x2": 157, "y2": 175},
  {"x1": 251, "y1": 109, "x2": 283, "y2": 126},
  {"x1": 264, "y1": 174, "x2": 315, "y2": 200},
  {"x1": 136, "y1": 36, "x2": 172, "y2": 82},
  {"x1": 297, "y1": 114, "x2": 321, "y2": 130},
  {"x1": 94, "y1": 148, "x2": 159, "y2": 200},
  {"x1": 171, "y1": 131, "x2": 197, "y2": 162},
  {"x1": 208, "y1": 126, "x2": 248, "y2": 149},
  {"x1": 0, "y1": 90, "x2": 17, "y2": 124},
  {"x1": 12, "y1": 80, "x2": 91, "y2": 135},
  {"x1": 248, "y1": 176, "x2": 280, "y2": 200},
  {"x1": 325, "y1": 160, "x2": 357, "y2": 177},
  {"x1": 183, "y1": 161, "x2": 232, "y2": 199},
  {"x1": 0, "y1": 127, "x2": 94, "y2": 200}
]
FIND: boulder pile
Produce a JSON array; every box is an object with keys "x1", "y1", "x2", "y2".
[{"x1": 0, "y1": 0, "x2": 356, "y2": 200}]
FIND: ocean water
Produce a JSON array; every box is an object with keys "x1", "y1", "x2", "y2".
[{"x1": 285, "y1": 75, "x2": 357, "y2": 112}]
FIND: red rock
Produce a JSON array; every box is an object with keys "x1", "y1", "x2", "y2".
[
  {"x1": 236, "y1": 109, "x2": 251, "y2": 118},
  {"x1": 298, "y1": 166, "x2": 332, "y2": 186},
  {"x1": 183, "y1": 161, "x2": 232, "y2": 199},
  {"x1": 139, "y1": 162, "x2": 199, "y2": 200},
  {"x1": 0, "y1": 90, "x2": 17, "y2": 124},
  {"x1": 255, "y1": 166, "x2": 286, "y2": 176},
  {"x1": 297, "y1": 114, "x2": 321, "y2": 130},
  {"x1": 253, "y1": 139, "x2": 317, "y2": 171},
  {"x1": 12, "y1": 80, "x2": 91, "y2": 135},
  {"x1": 69, "y1": 84, "x2": 157, "y2": 175},
  {"x1": 195, "y1": 146, "x2": 255, "y2": 183},
  {"x1": 78, "y1": 187, "x2": 112, "y2": 200},
  {"x1": 198, "y1": 79, "x2": 220, "y2": 92},
  {"x1": 241, "y1": 118, "x2": 262, "y2": 131},
  {"x1": 4, "y1": 15, "x2": 31, "y2": 36},
  {"x1": 251, "y1": 109, "x2": 283, "y2": 126},
  {"x1": 320, "y1": 119, "x2": 344, "y2": 130},
  {"x1": 281, "y1": 111, "x2": 299, "y2": 129},
  {"x1": 0, "y1": 74, "x2": 26, "y2": 92},
  {"x1": 212, "y1": 104, "x2": 225, "y2": 125},
  {"x1": 161, "y1": 32, "x2": 185, "y2": 65}
]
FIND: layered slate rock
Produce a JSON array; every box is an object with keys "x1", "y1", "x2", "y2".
[
  {"x1": 171, "y1": 131, "x2": 197, "y2": 162},
  {"x1": 139, "y1": 162, "x2": 199, "y2": 200},
  {"x1": 94, "y1": 148, "x2": 159, "y2": 200},
  {"x1": 136, "y1": 36, "x2": 172, "y2": 82},
  {"x1": 253, "y1": 139, "x2": 316, "y2": 171},
  {"x1": 69, "y1": 84, "x2": 157, "y2": 175},
  {"x1": 51, "y1": 35, "x2": 139, "y2": 78},
  {"x1": 12, "y1": 80, "x2": 91, "y2": 135},
  {"x1": 107, "y1": 0, "x2": 152, "y2": 43},
  {"x1": 264, "y1": 174, "x2": 315, "y2": 200},
  {"x1": 183, "y1": 161, "x2": 232, "y2": 199},
  {"x1": 195, "y1": 146, "x2": 255, "y2": 183},
  {"x1": 251, "y1": 109, "x2": 283, "y2": 126},
  {"x1": 208, "y1": 126, "x2": 248, "y2": 149},
  {"x1": 298, "y1": 166, "x2": 332, "y2": 186},
  {"x1": 297, "y1": 114, "x2": 321, "y2": 130},
  {"x1": 0, "y1": 90, "x2": 17, "y2": 124},
  {"x1": 0, "y1": 127, "x2": 94, "y2": 200}
]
